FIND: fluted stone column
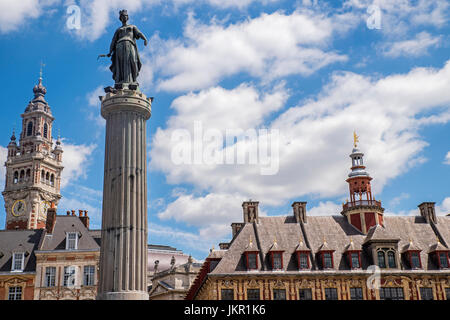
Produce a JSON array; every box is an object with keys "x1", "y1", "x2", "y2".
[{"x1": 97, "y1": 88, "x2": 151, "y2": 300}]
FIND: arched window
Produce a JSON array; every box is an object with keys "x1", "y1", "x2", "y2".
[
  {"x1": 13, "y1": 171, "x2": 18, "y2": 184},
  {"x1": 19, "y1": 170, "x2": 25, "y2": 182},
  {"x1": 27, "y1": 121, "x2": 33, "y2": 136},
  {"x1": 50, "y1": 174, "x2": 54, "y2": 187},
  {"x1": 41, "y1": 170, "x2": 45, "y2": 183},
  {"x1": 45, "y1": 172, "x2": 50, "y2": 184},
  {"x1": 387, "y1": 251, "x2": 396, "y2": 268},
  {"x1": 377, "y1": 251, "x2": 386, "y2": 268},
  {"x1": 26, "y1": 169, "x2": 31, "y2": 181},
  {"x1": 43, "y1": 123, "x2": 48, "y2": 138}
]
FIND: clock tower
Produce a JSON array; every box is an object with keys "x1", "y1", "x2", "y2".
[{"x1": 2, "y1": 76, "x2": 63, "y2": 230}]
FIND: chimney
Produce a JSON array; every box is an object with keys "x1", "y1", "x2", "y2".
[
  {"x1": 46, "y1": 207, "x2": 57, "y2": 233},
  {"x1": 418, "y1": 202, "x2": 437, "y2": 224},
  {"x1": 242, "y1": 201, "x2": 259, "y2": 223},
  {"x1": 79, "y1": 210, "x2": 90, "y2": 229},
  {"x1": 292, "y1": 201, "x2": 307, "y2": 223}
]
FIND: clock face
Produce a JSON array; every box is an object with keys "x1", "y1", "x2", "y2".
[
  {"x1": 12, "y1": 200, "x2": 26, "y2": 217},
  {"x1": 40, "y1": 200, "x2": 51, "y2": 216}
]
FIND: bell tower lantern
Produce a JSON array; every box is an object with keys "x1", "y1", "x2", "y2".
[{"x1": 341, "y1": 132, "x2": 384, "y2": 234}]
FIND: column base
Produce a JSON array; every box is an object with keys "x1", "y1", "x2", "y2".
[{"x1": 97, "y1": 291, "x2": 149, "y2": 300}]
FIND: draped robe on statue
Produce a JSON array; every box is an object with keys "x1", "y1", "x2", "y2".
[{"x1": 109, "y1": 24, "x2": 145, "y2": 84}]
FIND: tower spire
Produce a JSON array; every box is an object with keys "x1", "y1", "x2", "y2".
[
  {"x1": 39, "y1": 61, "x2": 45, "y2": 80},
  {"x1": 341, "y1": 133, "x2": 384, "y2": 234}
]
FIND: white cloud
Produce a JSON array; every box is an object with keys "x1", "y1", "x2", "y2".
[
  {"x1": 86, "y1": 86, "x2": 106, "y2": 128},
  {"x1": 382, "y1": 32, "x2": 441, "y2": 58},
  {"x1": 389, "y1": 192, "x2": 410, "y2": 207},
  {"x1": 60, "y1": 141, "x2": 96, "y2": 188},
  {"x1": 0, "y1": 147, "x2": 7, "y2": 187},
  {"x1": 149, "y1": 222, "x2": 215, "y2": 254},
  {"x1": 0, "y1": 0, "x2": 59, "y2": 33},
  {"x1": 67, "y1": 0, "x2": 284, "y2": 42},
  {"x1": 58, "y1": 195, "x2": 102, "y2": 228},
  {"x1": 436, "y1": 197, "x2": 450, "y2": 216},
  {"x1": 444, "y1": 151, "x2": 450, "y2": 165},
  {"x1": 344, "y1": 0, "x2": 449, "y2": 36},
  {"x1": 307, "y1": 201, "x2": 342, "y2": 216},
  {"x1": 151, "y1": 60, "x2": 450, "y2": 209},
  {"x1": 148, "y1": 10, "x2": 352, "y2": 92}
]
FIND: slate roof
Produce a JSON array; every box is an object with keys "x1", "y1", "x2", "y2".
[
  {"x1": 39, "y1": 215, "x2": 100, "y2": 251},
  {"x1": 0, "y1": 229, "x2": 44, "y2": 273},
  {"x1": 208, "y1": 214, "x2": 450, "y2": 274}
]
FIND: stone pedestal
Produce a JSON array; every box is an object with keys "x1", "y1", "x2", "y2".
[{"x1": 97, "y1": 88, "x2": 152, "y2": 300}]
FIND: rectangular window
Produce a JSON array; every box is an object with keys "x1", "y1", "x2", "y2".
[
  {"x1": 247, "y1": 253, "x2": 258, "y2": 270},
  {"x1": 324, "y1": 288, "x2": 338, "y2": 300},
  {"x1": 221, "y1": 289, "x2": 234, "y2": 300},
  {"x1": 410, "y1": 252, "x2": 421, "y2": 269},
  {"x1": 298, "y1": 253, "x2": 309, "y2": 269},
  {"x1": 272, "y1": 252, "x2": 282, "y2": 270},
  {"x1": 387, "y1": 251, "x2": 396, "y2": 268},
  {"x1": 45, "y1": 266, "x2": 56, "y2": 287},
  {"x1": 350, "y1": 287, "x2": 363, "y2": 300},
  {"x1": 63, "y1": 266, "x2": 76, "y2": 287},
  {"x1": 351, "y1": 252, "x2": 360, "y2": 268},
  {"x1": 66, "y1": 232, "x2": 78, "y2": 250},
  {"x1": 420, "y1": 287, "x2": 434, "y2": 300},
  {"x1": 8, "y1": 286, "x2": 22, "y2": 300},
  {"x1": 247, "y1": 289, "x2": 260, "y2": 300},
  {"x1": 83, "y1": 265, "x2": 95, "y2": 286},
  {"x1": 377, "y1": 251, "x2": 386, "y2": 268},
  {"x1": 273, "y1": 289, "x2": 286, "y2": 300},
  {"x1": 12, "y1": 253, "x2": 24, "y2": 271},
  {"x1": 439, "y1": 252, "x2": 449, "y2": 268},
  {"x1": 379, "y1": 287, "x2": 404, "y2": 300},
  {"x1": 299, "y1": 288, "x2": 312, "y2": 300},
  {"x1": 323, "y1": 252, "x2": 333, "y2": 269}
]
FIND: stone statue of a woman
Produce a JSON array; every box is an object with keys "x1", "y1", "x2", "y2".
[{"x1": 107, "y1": 10, "x2": 148, "y2": 87}]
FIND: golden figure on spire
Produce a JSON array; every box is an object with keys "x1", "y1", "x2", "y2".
[{"x1": 353, "y1": 131, "x2": 359, "y2": 148}]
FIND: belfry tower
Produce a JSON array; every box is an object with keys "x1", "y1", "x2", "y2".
[
  {"x1": 2, "y1": 76, "x2": 63, "y2": 230},
  {"x1": 341, "y1": 132, "x2": 384, "y2": 234}
]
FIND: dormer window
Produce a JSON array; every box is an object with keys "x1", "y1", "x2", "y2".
[
  {"x1": 347, "y1": 251, "x2": 361, "y2": 269},
  {"x1": 245, "y1": 252, "x2": 258, "y2": 270},
  {"x1": 318, "y1": 251, "x2": 334, "y2": 269},
  {"x1": 376, "y1": 248, "x2": 397, "y2": 269},
  {"x1": 428, "y1": 240, "x2": 449, "y2": 269},
  {"x1": 437, "y1": 252, "x2": 449, "y2": 269},
  {"x1": 12, "y1": 252, "x2": 25, "y2": 272},
  {"x1": 270, "y1": 252, "x2": 283, "y2": 270},
  {"x1": 66, "y1": 232, "x2": 78, "y2": 250},
  {"x1": 296, "y1": 251, "x2": 310, "y2": 270}
]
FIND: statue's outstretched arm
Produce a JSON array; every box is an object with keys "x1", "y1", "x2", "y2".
[{"x1": 134, "y1": 26, "x2": 148, "y2": 46}]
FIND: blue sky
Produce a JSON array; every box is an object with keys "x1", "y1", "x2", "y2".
[{"x1": 0, "y1": 0, "x2": 449, "y2": 261}]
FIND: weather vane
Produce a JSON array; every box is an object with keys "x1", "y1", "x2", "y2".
[{"x1": 353, "y1": 131, "x2": 359, "y2": 148}]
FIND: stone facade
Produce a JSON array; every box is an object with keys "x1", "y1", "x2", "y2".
[
  {"x1": 149, "y1": 256, "x2": 202, "y2": 300},
  {"x1": 186, "y1": 145, "x2": 450, "y2": 301},
  {"x1": 2, "y1": 77, "x2": 63, "y2": 231}
]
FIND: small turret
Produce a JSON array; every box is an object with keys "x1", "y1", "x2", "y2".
[{"x1": 341, "y1": 132, "x2": 384, "y2": 234}]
